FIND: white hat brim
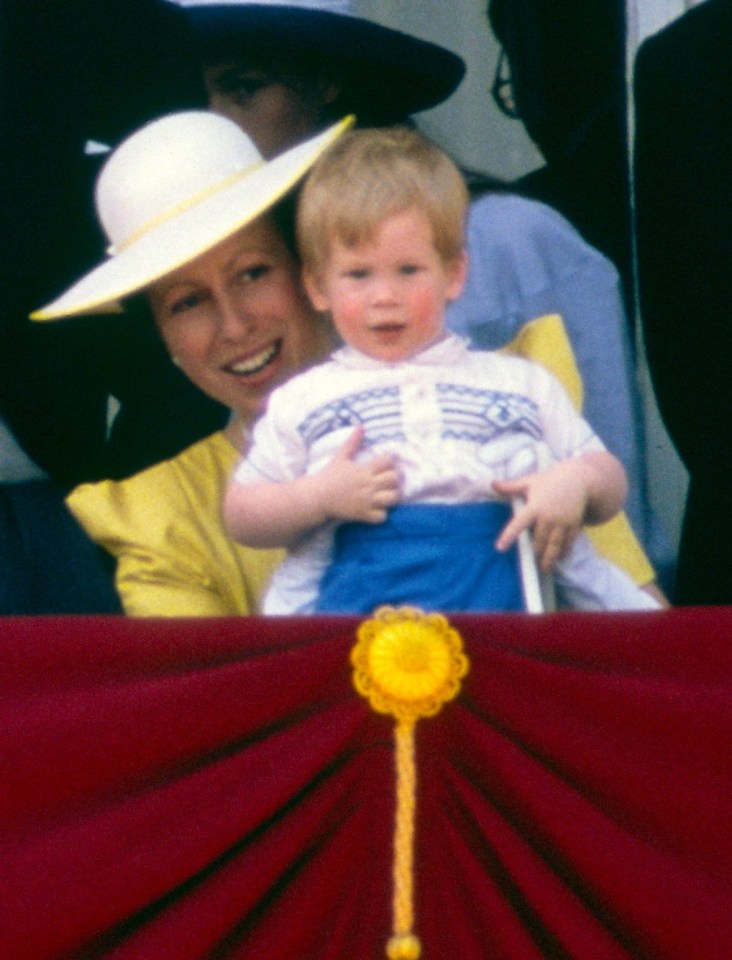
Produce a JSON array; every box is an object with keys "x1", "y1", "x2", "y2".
[{"x1": 32, "y1": 115, "x2": 353, "y2": 321}]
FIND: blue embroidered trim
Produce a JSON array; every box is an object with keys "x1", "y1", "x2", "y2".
[
  {"x1": 297, "y1": 386, "x2": 405, "y2": 447},
  {"x1": 437, "y1": 382, "x2": 542, "y2": 442},
  {"x1": 296, "y1": 383, "x2": 543, "y2": 447}
]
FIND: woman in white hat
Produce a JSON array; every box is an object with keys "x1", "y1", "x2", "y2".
[
  {"x1": 33, "y1": 110, "x2": 352, "y2": 616},
  {"x1": 163, "y1": 1, "x2": 666, "y2": 590}
]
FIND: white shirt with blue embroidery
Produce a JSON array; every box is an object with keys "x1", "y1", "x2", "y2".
[{"x1": 235, "y1": 335, "x2": 657, "y2": 613}]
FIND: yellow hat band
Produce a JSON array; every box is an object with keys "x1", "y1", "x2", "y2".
[{"x1": 108, "y1": 161, "x2": 264, "y2": 254}]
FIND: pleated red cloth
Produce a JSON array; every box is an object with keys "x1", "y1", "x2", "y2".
[{"x1": 1, "y1": 608, "x2": 730, "y2": 959}]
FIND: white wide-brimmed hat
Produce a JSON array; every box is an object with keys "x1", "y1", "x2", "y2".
[
  {"x1": 165, "y1": 0, "x2": 465, "y2": 120},
  {"x1": 32, "y1": 110, "x2": 353, "y2": 320}
]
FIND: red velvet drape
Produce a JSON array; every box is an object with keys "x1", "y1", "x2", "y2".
[{"x1": 1, "y1": 609, "x2": 730, "y2": 959}]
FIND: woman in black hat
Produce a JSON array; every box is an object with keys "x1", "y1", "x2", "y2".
[{"x1": 167, "y1": 0, "x2": 466, "y2": 157}]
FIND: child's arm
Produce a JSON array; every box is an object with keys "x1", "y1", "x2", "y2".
[
  {"x1": 223, "y1": 426, "x2": 401, "y2": 549},
  {"x1": 492, "y1": 450, "x2": 627, "y2": 574}
]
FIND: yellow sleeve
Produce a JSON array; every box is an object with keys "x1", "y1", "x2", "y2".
[
  {"x1": 501, "y1": 314, "x2": 655, "y2": 587},
  {"x1": 66, "y1": 450, "x2": 282, "y2": 616}
]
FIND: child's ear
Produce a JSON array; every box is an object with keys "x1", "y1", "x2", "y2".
[
  {"x1": 302, "y1": 268, "x2": 330, "y2": 312},
  {"x1": 446, "y1": 249, "x2": 468, "y2": 302}
]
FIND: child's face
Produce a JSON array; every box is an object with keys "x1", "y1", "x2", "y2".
[{"x1": 304, "y1": 206, "x2": 467, "y2": 363}]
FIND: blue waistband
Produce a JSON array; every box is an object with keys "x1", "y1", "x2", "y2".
[
  {"x1": 317, "y1": 502, "x2": 523, "y2": 614},
  {"x1": 333, "y1": 502, "x2": 511, "y2": 548}
]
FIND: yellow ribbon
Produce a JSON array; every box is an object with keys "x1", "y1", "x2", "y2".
[
  {"x1": 109, "y1": 163, "x2": 263, "y2": 254},
  {"x1": 352, "y1": 606, "x2": 469, "y2": 959}
]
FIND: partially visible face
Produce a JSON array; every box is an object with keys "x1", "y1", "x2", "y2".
[
  {"x1": 305, "y1": 206, "x2": 467, "y2": 363},
  {"x1": 204, "y1": 60, "x2": 337, "y2": 157},
  {"x1": 149, "y1": 217, "x2": 328, "y2": 422}
]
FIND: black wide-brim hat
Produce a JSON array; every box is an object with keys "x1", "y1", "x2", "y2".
[{"x1": 172, "y1": 1, "x2": 466, "y2": 118}]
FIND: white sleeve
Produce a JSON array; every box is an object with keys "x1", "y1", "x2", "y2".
[
  {"x1": 530, "y1": 362, "x2": 606, "y2": 461},
  {"x1": 233, "y1": 388, "x2": 309, "y2": 485}
]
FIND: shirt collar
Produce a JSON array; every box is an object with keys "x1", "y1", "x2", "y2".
[{"x1": 333, "y1": 332, "x2": 470, "y2": 369}]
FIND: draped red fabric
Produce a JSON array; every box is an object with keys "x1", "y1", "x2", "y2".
[{"x1": 1, "y1": 609, "x2": 730, "y2": 959}]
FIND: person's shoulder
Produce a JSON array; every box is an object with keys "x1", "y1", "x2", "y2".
[
  {"x1": 265, "y1": 356, "x2": 346, "y2": 416},
  {"x1": 272, "y1": 358, "x2": 338, "y2": 396},
  {"x1": 469, "y1": 192, "x2": 578, "y2": 243},
  {"x1": 649, "y1": 0, "x2": 731, "y2": 45},
  {"x1": 464, "y1": 345, "x2": 566, "y2": 395},
  {"x1": 126, "y1": 432, "x2": 236, "y2": 490},
  {"x1": 637, "y1": 0, "x2": 731, "y2": 70},
  {"x1": 466, "y1": 191, "x2": 608, "y2": 273},
  {"x1": 68, "y1": 432, "x2": 234, "y2": 524},
  {"x1": 459, "y1": 193, "x2": 619, "y2": 312},
  {"x1": 462, "y1": 344, "x2": 544, "y2": 378}
]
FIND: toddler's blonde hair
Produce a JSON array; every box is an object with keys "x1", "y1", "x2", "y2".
[{"x1": 296, "y1": 126, "x2": 469, "y2": 278}]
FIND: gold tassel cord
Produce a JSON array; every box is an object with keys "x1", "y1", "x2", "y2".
[
  {"x1": 388, "y1": 719, "x2": 419, "y2": 960},
  {"x1": 351, "y1": 606, "x2": 470, "y2": 959}
]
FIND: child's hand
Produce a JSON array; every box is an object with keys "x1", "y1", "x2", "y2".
[
  {"x1": 492, "y1": 458, "x2": 592, "y2": 573},
  {"x1": 317, "y1": 426, "x2": 401, "y2": 524}
]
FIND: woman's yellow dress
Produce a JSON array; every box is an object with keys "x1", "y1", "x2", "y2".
[{"x1": 67, "y1": 432, "x2": 282, "y2": 616}]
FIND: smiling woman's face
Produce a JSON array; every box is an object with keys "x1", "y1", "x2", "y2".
[{"x1": 148, "y1": 216, "x2": 330, "y2": 423}]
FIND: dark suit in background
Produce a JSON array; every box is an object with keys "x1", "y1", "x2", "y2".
[
  {"x1": 487, "y1": 0, "x2": 632, "y2": 305},
  {"x1": 634, "y1": 0, "x2": 732, "y2": 604}
]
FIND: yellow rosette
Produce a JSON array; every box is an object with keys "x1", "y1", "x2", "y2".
[
  {"x1": 351, "y1": 606, "x2": 470, "y2": 960},
  {"x1": 352, "y1": 604, "x2": 469, "y2": 722}
]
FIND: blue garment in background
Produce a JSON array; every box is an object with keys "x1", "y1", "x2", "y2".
[
  {"x1": 0, "y1": 481, "x2": 121, "y2": 614},
  {"x1": 447, "y1": 193, "x2": 671, "y2": 582}
]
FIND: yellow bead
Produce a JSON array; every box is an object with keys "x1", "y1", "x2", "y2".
[{"x1": 386, "y1": 933, "x2": 422, "y2": 959}]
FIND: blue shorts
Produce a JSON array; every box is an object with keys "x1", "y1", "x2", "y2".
[{"x1": 314, "y1": 503, "x2": 524, "y2": 615}]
